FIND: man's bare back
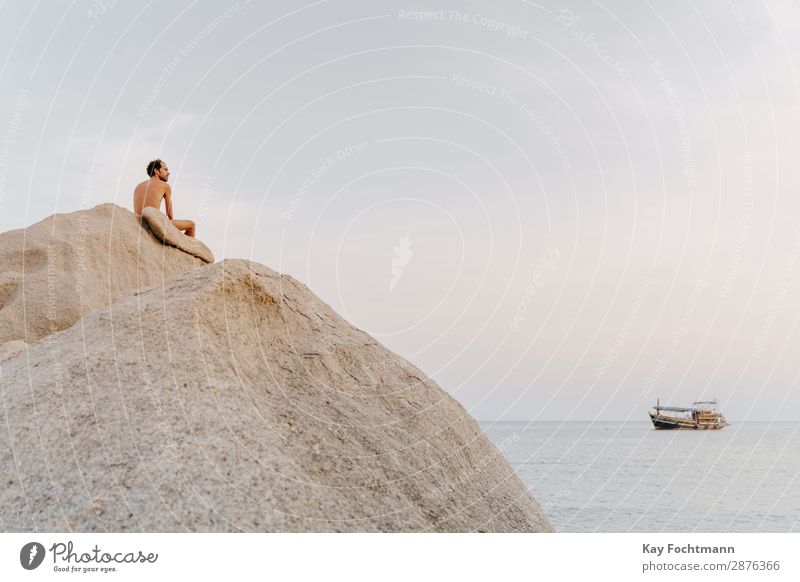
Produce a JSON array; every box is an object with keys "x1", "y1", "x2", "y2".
[
  {"x1": 133, "y1": 177, "x2": 169, "y2": 215},
  {"x1": 134, "y1": 160, "x2": 195, "y2": 237}
]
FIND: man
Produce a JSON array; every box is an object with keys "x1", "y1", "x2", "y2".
[{"x1": 133, "y1": 159, "x2": 196, "y2": 237}]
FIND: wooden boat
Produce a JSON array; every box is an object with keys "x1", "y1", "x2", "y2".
[{"x1": 649, "y1": 399, "x2": 729, "y2": 430}]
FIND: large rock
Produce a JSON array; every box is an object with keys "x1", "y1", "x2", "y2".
[
  {"x1": 0, "y1": 203, "x2": 207, "y2": 346},
  {"x1": 0, "y1": 259, "x2": 553, "y2": 532}
]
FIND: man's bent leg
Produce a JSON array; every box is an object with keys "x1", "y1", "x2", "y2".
[{"x1": 171, "y1": 219, "x2": 196, "y2": 238}]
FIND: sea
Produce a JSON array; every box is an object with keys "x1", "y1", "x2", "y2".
[{"x1": 479, "y1": 421, "x2": 800, "y2": 532}]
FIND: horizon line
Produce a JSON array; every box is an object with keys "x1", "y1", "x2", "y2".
[{"x1": 476, "y1": 419, "x2": 800, "y2": 423}]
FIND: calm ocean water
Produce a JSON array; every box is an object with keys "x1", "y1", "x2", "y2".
[{"x1": 479, "y1": 421, "x2": 800, "y2": 532}]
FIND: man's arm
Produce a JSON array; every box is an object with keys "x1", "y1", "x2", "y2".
[{"x1": 164, "y1": 185, "x2": 174, "y2": 220}]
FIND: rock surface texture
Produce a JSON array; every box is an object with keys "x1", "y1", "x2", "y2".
[
  {"x1": 0, "y1": 203, "x2": 206, "y2": 346},
  {"x1": 0, "y1": 206, "x2": 553, "y2": 532}
]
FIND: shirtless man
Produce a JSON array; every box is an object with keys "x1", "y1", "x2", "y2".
[{"x1": 133, "y1": 159, "x2": 195, "y2": 237}]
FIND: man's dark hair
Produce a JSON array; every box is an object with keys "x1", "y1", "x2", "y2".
[{"x1": 146, "y1": 159, "x2": 163, "y2": 177}]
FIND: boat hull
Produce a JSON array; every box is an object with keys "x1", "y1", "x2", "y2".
[{"x1": 649, "y1": 412, "x2": 728, "y2": 430}]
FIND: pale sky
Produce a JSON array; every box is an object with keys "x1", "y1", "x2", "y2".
[{"x1": 2, "y1": 0, "x2": 800, "y2": 420}]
